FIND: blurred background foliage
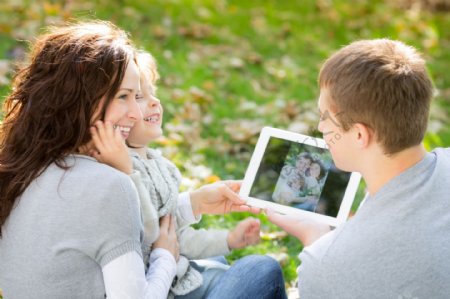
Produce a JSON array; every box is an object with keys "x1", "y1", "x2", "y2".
[{"x1": 0, "y1": 0, "x2": 449, "y2": 294}]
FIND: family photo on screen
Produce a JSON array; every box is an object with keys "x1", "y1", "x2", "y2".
[{"x1": 271, "y1": 146, "x2": 332, "y2": 212}]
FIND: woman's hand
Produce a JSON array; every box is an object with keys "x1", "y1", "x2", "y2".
[
  {"x1": 189, "y1": 180, "x2": 260, "y2": 217},
  {"x1": 227, "y1": 217, "x2": 261, "y2": 249},
  {"x1": 153, "y1": 214, "x2": 179, "y2": 261},
  {"x1": 266, "y1": 209, "x2": 331, "y2": 246},
  {"x1": 89, "y1": 120, "x2": 133, "y2": 174}
]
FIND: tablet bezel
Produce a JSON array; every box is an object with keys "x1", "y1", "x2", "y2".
[{"x1": 240, "y1": 126, "x2": 361, "y2": 227}]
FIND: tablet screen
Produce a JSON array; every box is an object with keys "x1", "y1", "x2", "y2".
[{"x1": 249, "y1": 136, "x2": 351, "y2": 218}]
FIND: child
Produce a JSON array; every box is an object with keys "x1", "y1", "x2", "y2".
[
  {"x1": 272, "y1": 173, "x2": 305, "y2": 205},
  {"x1": 90, "y1": 51, "x2": 283, "y2": 298}
]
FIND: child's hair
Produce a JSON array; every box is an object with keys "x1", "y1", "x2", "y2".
[
  {"x1": 287, "y1": 174, "x2": 305, "y2": 191},
  {"x1": 319, "y1": 39, "x2": 433, "y2": 155},
  {"x1": 136, "y1": 50, "x2": 159, "y2": 90},
  {"x1": 0, "y1": 20, "x2": 135, "y2": 235}
]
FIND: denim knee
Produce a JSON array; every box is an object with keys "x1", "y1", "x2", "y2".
[
  {"x1": 234, "y1": 255, "x2": 286, "y2": 299},
  {"x1": 238, "y1": 255, "x2": 283, "y2": 280},
  {"x1": 244, "y1": 254, "x2": 280, "y2": 268}
]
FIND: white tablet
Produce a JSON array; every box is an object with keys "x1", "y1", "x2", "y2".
[{"x1": 240, "y1": 127, "x2": 361, "y2": 227}]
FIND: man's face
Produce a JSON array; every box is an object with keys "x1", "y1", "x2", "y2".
[
  {"x1": 296, "y1": 157, "x2": 311, "y2": 172},
  {"x1": 317, "y1": 87, "x2": 355, "y2": 172}
]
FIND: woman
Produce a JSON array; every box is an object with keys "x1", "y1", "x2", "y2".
[
  {"x1": 0, "y1": 20, "x2": 154, "y2": 298},
  {"x1": 0, "y1": 21, "x2": 285, "y2": 299}
]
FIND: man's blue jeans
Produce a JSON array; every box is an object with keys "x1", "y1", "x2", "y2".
[{"x1": 175, "y1": 255, "x2": 287, "y2": 299}]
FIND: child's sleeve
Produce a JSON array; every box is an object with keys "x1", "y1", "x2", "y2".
[
  {"x1": 177, "y1": 225, "x2": 230, "y2": 259},
  {"x1": 175, "y1": 192, "x2": 230, "y2": 259}
]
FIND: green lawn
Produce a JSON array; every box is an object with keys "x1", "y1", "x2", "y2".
[{"x1": 0, "y1": 0, "x2": 449, "y2": 294}]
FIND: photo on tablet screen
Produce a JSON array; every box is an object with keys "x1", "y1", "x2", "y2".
[{"x1": 249, "y1": 137, "x2": 351, "y2": 218}]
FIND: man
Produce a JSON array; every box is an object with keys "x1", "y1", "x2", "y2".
[{"x1": 268, "y1": 39, "x2": 450, "y2": 298}]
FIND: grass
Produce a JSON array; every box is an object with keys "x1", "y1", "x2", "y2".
[{"x1": 0, "y1": 0, "x2": 449, "y2": 294}]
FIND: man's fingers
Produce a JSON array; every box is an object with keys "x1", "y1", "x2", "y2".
[
  {"x1": 266, "y1": 209, "x2": 294, "y2": 231},
  {"x1": 266, "y1": 208, "x2": 310, "y2": 239}
]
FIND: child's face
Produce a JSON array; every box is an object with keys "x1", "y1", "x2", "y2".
[
  {"x1": 289, "y1": 176, "x2": 304, "y2": 190},
  {"x1": 127, "y1": 77, "x2": 163, "y2": 147}
]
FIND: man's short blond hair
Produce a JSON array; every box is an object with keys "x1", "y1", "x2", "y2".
[{"x1": 319, "y1": 39, "x2": 433, "y2": 155}]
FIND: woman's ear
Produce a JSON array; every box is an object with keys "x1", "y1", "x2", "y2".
[{"x1": 353, "y1": 123, "x2": 372, "y2": 149}]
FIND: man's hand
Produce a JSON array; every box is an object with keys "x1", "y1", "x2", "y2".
[
  {"x1": 266, "y1": 209, "x2": 331, "y2": 246},
  {"x1": 89, "y1": 121, "x2": 133, "y2": 174},
  {"x1": 189, "y1": 180, "x2": 260, "y2": 216},
  {"x1": 227, "y1": 217, "x2": 261, "y2": 249}
]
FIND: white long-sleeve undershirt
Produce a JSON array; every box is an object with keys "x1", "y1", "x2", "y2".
[{"x1": 102, "y1": 192, "x2": 196, "y2": 299}]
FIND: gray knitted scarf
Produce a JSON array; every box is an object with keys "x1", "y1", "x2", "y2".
[{"x1": 130, "y1": 148, "x2": 203, "y2": 297}]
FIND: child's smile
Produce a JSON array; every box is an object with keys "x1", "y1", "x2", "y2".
[{"x1": 144, "y1": 113, "x2": 161, "y2": 124}]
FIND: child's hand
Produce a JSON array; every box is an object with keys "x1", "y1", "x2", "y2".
[
  {"x1": 227, "y1": 217, "x2": 261, "y2": 249},
  {"x1": 90, "y1": 121, "x2": 133, "y2": 174},
  {"x1": 190, "y1": 180, "x2": 260, "y2": 216}
]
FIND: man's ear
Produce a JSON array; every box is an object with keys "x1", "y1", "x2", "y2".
[{"x1": 353, "y1": 123, "x2": 372, "y2": 149}]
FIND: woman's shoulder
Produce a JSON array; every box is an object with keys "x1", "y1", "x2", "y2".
[
  {"x1": 60, "y1": 154, "x2": 137, "y2": 194},
  {"x1": 67, "y1": 154, "x2": 127, "y2": 175},
  {"x1": 20, "y1": 155, "x2": 140, "y2": 231}
]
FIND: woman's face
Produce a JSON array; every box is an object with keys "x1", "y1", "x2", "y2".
[
  {"x1": 310, "y1": 162, "x2": 321, "y2": 179},
  {"x1": 127, "y1": 77, "x2": 163, "y2": 147},
  {"x1": 103, "y1": 60, "x2": 142, "y2": 139}
]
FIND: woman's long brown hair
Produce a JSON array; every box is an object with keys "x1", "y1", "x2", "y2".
[{"x1": 0, "y1": 21, "x2": 134, "y2": 235}]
